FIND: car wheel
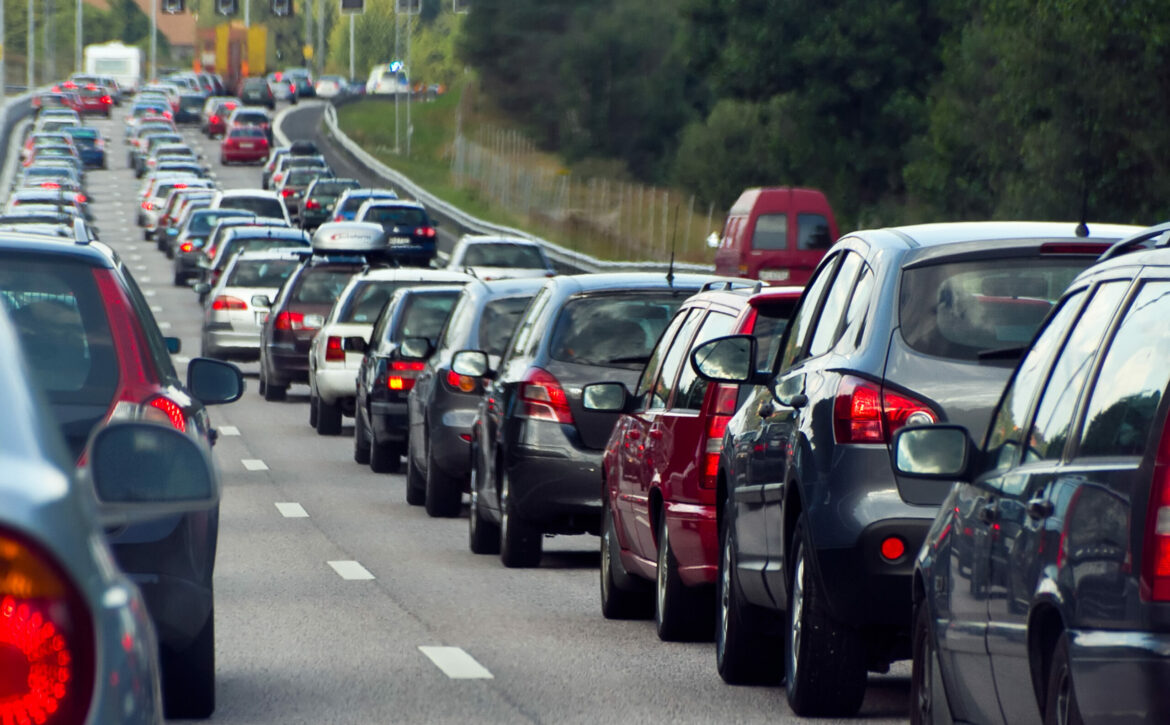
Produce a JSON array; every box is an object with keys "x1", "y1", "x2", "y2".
[
  {"x1": 257, "y1": 368, "x2": 267, "y2": 397},
  {"x1": 369, "y1": 437, "x2": 401, "y2": 474},
  {"x1": 160, "y1": 607, "x2": 215, "y2": 719},
  {"x1": 316, "y1": 396, "x2": 342, "y2": 435},
  {"x1": 156, "y1": 234, "x2": 168, "y2": 252},
  {"x1": 468, "y1": 460, "x2": 500, "y2": 554},
  {"x1": 172, "y1": 270, "x2": 185, "y2": 287},
  {"x1": 424, "y1": 446, "x2": 462, "y2": 518},
  {"x1": 1044, "y1": 633, "x2": 1085, "y2": 725},
  {"x1": 354, "y1": 409, "x2": 372, "y2": 464},
  {"x1": 716, "y1": 510, "x2": 782, "y2": 684},
  {"x1": 309, "y1": 393, "x2": 319, "y2": 428},
  {"x1": 911, "y1": 598, "x2": 940, "y2": 725},
  {"x1": 262, "y1": 373, "x2": 287, "y2": 402},
  {"x1": 405, "y1": 448, "x2": 426, "y2": 505},
  {"x1": 654, "y1": 512, "x2": 714, "y2": 641},
  {"x1": 499, "y1": 473, "x2": 541, "y2": 568},
  {"x1": 599, "y1": 498, "x2": 652, "y2": 619},
  {"x1": 785, "y1": 517, "x2": 867, "y2": 717}
]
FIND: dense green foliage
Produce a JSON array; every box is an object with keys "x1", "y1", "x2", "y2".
[
  {"x1": 326, "y1": 0, "x2": 464, "y2": 86},
  {"x1": 459, "y1": 0, "x2": 1170, "y2": 229}
]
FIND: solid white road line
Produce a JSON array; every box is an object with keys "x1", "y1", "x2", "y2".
[
  {"x1": 328, "y1": 560, "x2": 375, "y2": 580},
  {"x1": 275, "y1": 502, "x2": 309, "y2": 518},
  {"x1": 219, "y1": 425, "x2": 240, "y2": 436},
  {"x1": 418, "y1": 647, "x2": 494, "y2": 679},
  {"x1": 241, "y1": 459, "x2": 269, "y2": 471}
]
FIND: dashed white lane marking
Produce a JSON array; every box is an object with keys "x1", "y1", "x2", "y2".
[
  {"x1": 140, "y1": 277, "x2": 152, "y2": 283},
  {"x1": 158, "y1": 321, "x2": 172, "y2": 330},
  {"x1": 328, "y1": 560, "x2": 375, "y2": 580},
  {"x1": 135, "y1": 265, "x2": 147, "y2": 271},
  {"x1": 150, "y1": 305, "x2": 163, "y2": 312},
  {"x1": 418, "y1": 647, "x2": 494, "y2": 679},
  {"x1": 173, "y1": 355, "x2": 191, "y2": 364},
  {"x1": 241, "y1": 459, "x2": 269, "y2": 471},
  {"x1": 144, "y1": 289, "x2": 157, "y2": 296},
  {"x1": 127, "y1": 244, "x2": 139, "y2": 251},
  {"x1": 219, "y1": 425, "x2": 240, "y2": 436},
  {"x1": 275, "y1": 502, "x2": 309, "y2": 518},
  {"x1": 130, "y1": 254, "x2": 142, "y2": 260}
]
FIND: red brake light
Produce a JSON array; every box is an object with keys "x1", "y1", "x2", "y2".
[
  {"x1": 179, "y1": 242, "x2": 194, "y2": 253},
  {"x1": 880, "y1": 536, "x2": 906, "y2": 562},
  {"x1": 281, "y1": 188, "x2": 295, "y2": 198},
  {"x1": 415, "y1": 227, "x2": 436, "y2": 238},
  {"x1": 832, "y1": 375, "x2": 936, "y2": 444},
  {"x1": 273, "y1": 311, "x2": 319, "y2": 331},
  {"x1": 445, "y1": 368, "x2": 478, "y2": 394},
  {"x1": 701, "y1": 383, "x2": 738, "y2": 489},
  {"x1": 147, "y1": 396, "x2": 187, "y2": 432},
  {"x1": 142, "y1": 201, "x2": 153, "y2": 211},
  {"x1": 305, "y1": 199, "x2": 320, "y2": 210},
  {"x1": 0, "y1": 531, "x2": 95, "y2": 725},
  {"x1": 519, "y1": 367, "x2": 573, "y2": 424},
  {"x1": 211, "y1": 295, "x2": 247, "y2": 311},
  {"x1": 1141, "y1": 418, "x2": 1170, "y2": 601},
  {"x1": 39, "y1": 182, "x2": 60, "y2": 190},
  {"x1": 209, "y1": 114, "x2": 219, "y2": 124},
  {"x1": 1040, "y1": 242, "x2": 1111, "y2": 255},
  {"x1": 325, "y1": 336, "x2": 345, "y2": 362},
  {"x1": 387, "y1": 360, "x2": 426, "y2": 391}
]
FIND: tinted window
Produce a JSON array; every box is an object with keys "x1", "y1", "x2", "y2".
[
  {"x1": 836, "y1": 264, "x2": 875, "y2": 354},
  {"x1": 397, "y1": 292, "x2": 460, "y2": 341},
  {"x1": 808, "y1": 252, "x2": 862, "y2": 357},
  {"x1": 651, "y1": 310, "x2": 703, "y2": 409},
  {"x1": 900, "y1": 258, "x2": 1091, "y2": 361},
  {"x1": 463, "y1": 243, "x2": 546, "y2": 269},
  {"x1": 777, "y1": 255, "x2": 836, "y2": 371},
  {"x1": 478, "y1": 296, "x2": 534, "y2": 357},
  {"x1": 1079, "y1": 281, "x2": 1170, "y2": 457},
  {"x1": 634, "y1": 310, "x2": 690, "y2": 403},
  {"x1": 338, "y1": 281, "x2": 401, "y2": 323},
  {"x1": 508, "y1": 286, "x2": 551, "y2": 359},
  {"x1": 189, "y1": 211, "x2": 251, "y2": 236},
  {"x1": 219, "y1": 196, "x2": 285, "y2": 218},
  {"x1": 984, "y1": 290, "x2": 1086, "y2": 470},
  {"x1": 550, "y1": 293, "x2": 682, "y2": 370},
  {"x1": 290, "y1": 268, "x2": 354, "y2": 306},
  {"x1": 311, "y1": 180, "x2": 360, "y2": 197},
  {"x1": 288, "y1": 168, "x2": 330, "y2": 185},
  {"x1": 219, "y1": 238, "x2": 306, "y2": 266},
  {"x1": 229, "y1": 127, "x2": 265, "y2": 139},
  {"x1": 750, "y1": 300, "x2": 797, "y2": 373},
  {"x1": 226, "y1": 259, "x2": 298, "y2": 289},
  {"x1": 362, "y1": 205, "x2": 427, "y2": 227},
  {"x1": 340, "y1": 194, "x2": 386, "y2": 214},
  {"x1": 1025, "y1": 282, "x2": 1127, "y2": 463},
  {"x1": 751, "y1": 213, "x2": 787, "y2": 251},
  {"x1": 797, "y1": 213, "x2": 833, "y2": 250},
  {"x1": 675, "y1": 311, "x2": 736, "y2": 410}
]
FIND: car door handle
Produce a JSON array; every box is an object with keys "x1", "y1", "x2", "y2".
[
  {"x1": 1027, "y1": 498, "x2": 1054, "y2": 520},
  {"x1": 979, "y1": 503, "x2": 998, "y2": 524}
]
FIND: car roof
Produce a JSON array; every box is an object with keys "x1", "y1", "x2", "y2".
[
  {"x1": 863, "y1": 221, "x2": 1143, "y2": 249},
  {"x1": 458, "y1": 235, "x2": 539, "y2": 247},
  {"x1": 0, "y1": 232, "x2": 116, "y2": 267},
  {"x1": 552, "y1": 272, "x2": 740, "y2": 295},
  {"x1": 352, "y1": 268, "x2": 473, "y2": 283},
  {"x1": 359, "y1": 199, "x2": 424, "y2": 210},
  {"x1": 223, "y1": 227, "x2": 309, "y2": 241},
  {"x1": 217, "y1": 189, "x2": 282, "y2": 200}
]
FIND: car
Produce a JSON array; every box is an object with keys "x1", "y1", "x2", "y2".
[
  {"x1": 210, "y1": 189, "x2": 292, "y2": 225},
  {"x1": 315, "y1": 75, "x2": 346, "y2": 98},
  {"x1": 276, "y1": 165, "x2": 335, "y2": 221},
  {"x1": 202, "y1": 97, "x2": 238, "y2": 137},
  {"x1": 220, "y1": 126, "x2": 270, "y2": 165},
  {"x1": 140, "y1": 178, "x2": 214, "y2": 240},
  {"x1": 176, "y1": 91, "x2": 209, "y2": 123},
  {"x1": 64, "y1": 126, "x2": 107, "y2": 169},
  {"x1": 171, "y1": 209, "x2": 257, "y2": 285},
  {"x1": 354, "y1": 199, "x2": 440, "y2": 267},
  {"x1": 309, "y1": 268, "x2": 471, "y2": 436},
  {"x1": 227, "y1": 106, "x2": 273, "y2": 143},
  {"x1": 268, "y1": 153, "x2": 329, "y2": 191},
  {"x1": 0, "y1": 230, "x2": 245, "y2": 719},
  {"x1": 267, "y1": 71, "x2": 297, "y2": 102},
  {"x1": 458, "y1": 272, "x2": 735, "y2": 566},
  {"x1": 132, "y1": 131, "x2": 185, "y2": 176},
  {"x1": 157, "y1": 189, "x2": 216, "y2": 255},
  {"x1": 196, "y1": 224, "x2": 310, "y2": 296},
  {"x1": 199, "y1": 249, "x2": 309, "y2": 361},
  {"x1": 446, "y1": 234, "x2": 557, "y2": 279},
  {"x1": 33, "y1": 91, "x2": 80, "y2": 113},
  {"x1": 899, "y1": 223, "x2": 1170, "y2": 725},
  {"x1": 332, "y1": 187, "x2": 399, "y2": 222},
  {"x1": 283, "y1": 67, "x2": 315, "y2": 98},
  {"x1": 75, "y1": 82, "x2": 115, "y2": 116},
  {"x1": 591, "y1": 283, "x2": 802, "y2": 639},
  {"x1": 686, "y1": 220, "x2": 1143, "y2": 716},
  {"x1": 7, "y1": 189, "x2": 90, "y2": 221},
  {"x1": 404, "y1": 277, "x2": 546, "y2": 513},
  {"x1": 299, "y1": 177, "x2": 362, "y2": 230}
]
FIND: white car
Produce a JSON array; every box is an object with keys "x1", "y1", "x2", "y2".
[
  {"x1": 199, "y1": 249, "x2": 309, "y2": 361},
  {"x1": 314, "y1": 75, "x2": 345, "y2": 98},
  {"x1": 446, "y1": 234, "x2": 557, "y2": 280},
  {"x1": 210, "y1": 189, "x2": 292, "y2": 226},
  {"x1": 307, "y1": 267, "x2": 472, "y2": 434}
]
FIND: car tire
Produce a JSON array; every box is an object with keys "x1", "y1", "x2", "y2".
[
  {"x1": 785, "y1": 517, "x2": 867, "y2": 717},
  {"x1": 156, "y1": 234, "x2": 168, "y2": 253},
  {"x1": 1043, "y1": 632, "x2": 1085, "y2": 725},
  {"x1": 424, "y1": 446, "x2": 462, "y2": 518},
  {"x1": 468, "y1": 459, "x2": 501, "y2": 554},
  {"x1": 499, "y1": 473, "x2": 541, "y2": 568},
  {"x1": 354, "y1": 409, "x2": 372, "y2": 464},
  {"x1": 172, "y1": 270, "x2": 185, "y2": 287},
  {"x1": 911, "y1": 598, "x2": 941, "y2": 725},
  {"x1": 600, "y1": 498, "x2": 652, "y2": 619},
  {"x1": 405, "y1": 449, "x2": 426, "y2": 505},
  {"x1": 716, "y1": 510, "x2": 782, "y2": 684},
  {"x1": 654, "y1": 513, "x2": 714, "y2": 641},
  {"x1": 160, "y1": 607, "x2": 215, "y2": 719},
  {"x1": 262, "y1": 372, "x2": 287, "y2": 402},
  {"x1": 370, "y1": 438, "x2": 401, "y2": 474},
  {"x1": 316, "y1": 396, "x2": 342, "y2": 435},
  {"x1": 309, "y1": 393, "x2": 319, "y2": 428}
]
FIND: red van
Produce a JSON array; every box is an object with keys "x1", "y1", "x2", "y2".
[{"x1": 712, "y1": 187, "x2": 838, "y2": 285}]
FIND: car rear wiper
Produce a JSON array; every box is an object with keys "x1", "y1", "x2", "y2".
[{"x1": 976, "y1": 345, "x2": 1027, "y2": 361}]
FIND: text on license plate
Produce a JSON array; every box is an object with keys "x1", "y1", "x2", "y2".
[
  {"x1": 239, "y1": 143, "x2": 254, "y2": 149},
  {"x1": 389, "y1": 236, "x2": 412, "y2": 245}
]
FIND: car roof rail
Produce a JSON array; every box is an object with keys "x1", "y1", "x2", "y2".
[
  {"x1": 699, "y1": 279, "x2": 764, "y2": 293},
  {"x1": 1098, "y1": 222, "x2": 1170, "y2": 262}
]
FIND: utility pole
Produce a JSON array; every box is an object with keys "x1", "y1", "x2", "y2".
[
  {"x1": 75, "y1": 0, "x2": 82, "y2": 72},
  {"x1": 244, "y1": 0, "x2": 250, "y2": 28},
  {"x1": 150, "y1": 0, "x2": 157, "y2": 81},
  {"x1": 394, "y1": 8, "x2": 400, "y2": 151},
  {"x1": 26, "y1": 0, "x2": 33, "y2": 88},
  {"x1": 1, "y1": 0, "x2": 6, "y2": 109},
  {"x1": 405, "y1": 11, "x2": 411, "y2": 157},
  {"x1": 315, "y1": 0, "x2": 323, "y2": 78},
  {"x1": 348, "y1": 13, "x2": 354, "y2": 80},
  {"x1": 304, "y1": 0, "x2": 312, "y2": 68},
  {"x1": 43, "y1": 0, "x2": 51, "y2": 81}
]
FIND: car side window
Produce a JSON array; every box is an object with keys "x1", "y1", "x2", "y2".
[
  {"x1": 984, "y1": 289, "x2": 1087, "y2": 471},
  {"x1": 506, "y1": 286, "x2": 551, "y2": 359},
  {"x1": 1078, "y1": 280, "x2": 1170, "y2": 457},
  {"x1": 650, "y1": 311, "x2": 704, "y2": 410},
  {"x1": 807, "y1": 252, "x2": 862, "y2": 358},
  {"x1": 675, "y1": 311, "x2": 736, "y2": 411},
  {"x1": 776, "y1": 253, "x2": 838, "y2": 372},
  {"x1": 836, "y1": 264, "x2": 875, "y2": 354},
  {"x1": 634, "y1": 309, "x2": 691, "y2": 409},
  {"x1": 1024, "y1": 281, "x2": 1128, "y2": 463}
]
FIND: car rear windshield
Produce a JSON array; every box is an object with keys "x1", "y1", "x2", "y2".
[
  {"x1": 291, "y1": 267, "x2": 356, "y2": 307},
  {"x1": 189, "y1": 211, "x2": 250, "y2": 236},
  {"x1": 900, "y1": 257, "x2": 1093, "y2": 361},
  {"x1": 229, "y1": 127, "x2": 265, "y2": 139},
  {"x1": 226, "y1": 258, "x2": 299, "y2": 288},
  {"x1": 180, "y1": 96, "x2": 204, "y2": 109},
  {"x1": 310, "y1": 181, "x2": 359, "y2": 198},
  {"x1": 362, "y1": 205, "x2": 426, "y2": 227},
  {"x1": 478, "y1": 296, "x2": 533, "y2": 356},
  {"x1": 235, "y1": 112, "x2": 268, "y2": 124},
  {"x1": 397, "y1": 292, "x2": 460, "y2": 341},
  {"x1": 288, "y1": 168, "x2": 329, "y2": 185},
  {"x1": 463, "y1": 243, "x2": 545, "y2": 269},
  {"x1": 220, "y1": 238, "x2": 308, "y2": 266},
  {"x1": 338, "y1": 280, "x2": 453, "y2": 323},
  {"x1": 549, "y1": 293, "x2": 683, "y2": 369},
  {"x1": 220, "y1": 196, "x2": 284, "y2": 218}
]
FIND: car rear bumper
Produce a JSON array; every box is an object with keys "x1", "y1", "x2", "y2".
[
  {"x1": 665, "y1": 501, "x2": 719, "y2": 586},
  {"x1": 315, "y1": 366, "x2": 357, "y2": 404},
  {"x1": 370, "y1": 399, "x2": 409, "y2": 441},
  {"x1": 1070, "y1": 629, "x2": 1170, "y2": 721},
  {"x1": 267, "y1": 347, "x2": 309, "y2": 382},
  {"x1": 205, "y1": 328, "x2": 260, "y2": 356},
  {"x1": 505, "y1": 443, "x2": 603, "y2": 536}
]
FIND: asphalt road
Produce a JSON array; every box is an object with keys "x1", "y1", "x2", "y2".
[{"x1": 70, "y1": 102, "x2": 911, "y2": 724}]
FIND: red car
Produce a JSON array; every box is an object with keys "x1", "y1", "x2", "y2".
[
  {"x1": 76, "y1": 83, "x2": 115, "y2": 116},
  {"x1": 597, "y1": 283, "x2": 803, "y2": 640},
  {"x1": 205, "y1": 100, "x2": 238, "y2": 138},
  {"x1": 220, "y1": 126, "x2": 269, "y2": 164},
  {"x1": 33, "y1": 91, "x2": 81, "y2": 112}
]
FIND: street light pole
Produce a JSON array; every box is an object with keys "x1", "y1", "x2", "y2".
[
  {"x1": 1, "y1": 0, "x2": 6, "y2": 110},
  {"x1": 316, "y1": 0, "x2": 323, "y2": 78},
  {"x1": 25, "y1": 0, "x2": 32, "y2": 89},
  {"x1": 244, "y1": 0, "x2": 250, "y2": 28},
  {"x1": 75, "y1": 0, "x2": 82, "y2": 72},
  {"x1": 348, "y1": 13, "x2": 354, "y2": 81},
  {"x1": 150, "y1": 0, "x2": 157, "y2": 81}
]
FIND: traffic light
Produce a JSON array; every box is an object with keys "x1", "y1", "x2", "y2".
[
  {"x1": 340, "y1": 0, "x2": 364, "y2": 12},
  {"x1": 161, "y1": 0, "x2": 185, "y2": 13},
  {"x1": 215, "y1": 0, "x2": 238, "y2": 15},
  {"x1": 271, "y1": 0, "x2": 293, "y2": 16}
]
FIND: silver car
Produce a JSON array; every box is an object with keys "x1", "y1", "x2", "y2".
[{"x1": 199, "y1": 249, "x2": 309, "y2": 361}]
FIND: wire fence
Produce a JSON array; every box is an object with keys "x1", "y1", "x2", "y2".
[{"x1": 450, "y1": 124, "x2": 717, "y2": 264}]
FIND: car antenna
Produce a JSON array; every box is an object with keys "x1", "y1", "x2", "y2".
[
  {"x1": 1075, "y1": 171, "x2": 1090, "y2": 238},
  {"x1": 666, "y1": 203, "x2": 678, "y2": 287}
]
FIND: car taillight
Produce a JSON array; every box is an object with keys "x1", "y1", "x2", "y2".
[
  {"x1": 281, "y1": 188, "x2": 295, "y2": 197},
  {"x1": 289, "y1": 83, "x2": 295, "y2": 92},
  {"x1": 142, "y1": 201, "x2": 153, "y2": 210},
  {"x1": 415, "y1": 227, "x2": 436, "y2": 238},
  {"x1": 519, "y1": 367, "x2": 573, "y2": 424},
  {"x1": 701, "y1": 383, "x2": 738, "y2": 489},
  {"x1": 39, "y1": 182, "x2": 60, "y2": 189},
  {"x1": 325, "y1": 336, "x2": 345, "y2": 362},
  {"x1": 273, "y1": 174, "x2": 283, "y2": 184},
  {"x1": 334, "y1": 214, "x2": 343, "y2": 222},
  {"x1": 211, "y1": 295, "x2": 246, "y2": 311},
  {"x1": 209, "y1": 114, "x2": 219, "y2": 124},
  {"x1": 145, "y1": 396, "x2": 187, "y2": 432},
  {"x1": 273, "y1": 311, "x2": 319, "y2": 331},
  {"x1": 832, "y1": 375, "x2": 936, "y2": 444},
  {"x1": 387, "y1": 360, "x2": 425, "y2": 391},
  {"x1": 305, "y1": 198, "x2": 320, "y2": 210},
  {"x1": 445, "y1": 368, "x2": 478, "y2": 394},
  {"x1": 74, "y1": 194, "x2": 86, "y2": 204},
  {"x1": 1142, "y1": 418, "x2": 1170, "y2": 601},
  {"x1": 0, "y1": 529, "x2": 95, "y2": 725},
  {"x1": 179, "y1": 242, "x2": 194, "y2": 253},
  {"x1": 101, "y1": 95, "x2": 112, "y2": 104}
]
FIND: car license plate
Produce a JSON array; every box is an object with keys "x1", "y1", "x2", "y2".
[
  {"x1": 240, "y1": 142, "x2": 254, "y2": 149},
  {"x1": 758, "y1": 268, "x2": 791, "y2": 281},
  {"x1": 389, "y1": 236, "x2": 412, "y2": 245}
]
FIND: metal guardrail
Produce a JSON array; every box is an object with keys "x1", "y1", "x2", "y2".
[{"x1": 315, "y1": 102, "x2": 715, "y2": 275}]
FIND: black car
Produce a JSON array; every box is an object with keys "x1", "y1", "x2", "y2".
[
  {"x1": 176, "y1": 92, "x2": 209, "y2": 123},
  {"x1": 354, "y1": 200, "x2": 439, "y2": 267},
  {"x1": 901, "y1": 224, "x2": 1170, "y2": 725},
  {"x1": 457, "y1": 273, "x2": 728, "y2": 567},
  {"x1": 238, "y1": 77, "x2": 275, "y2": 110},
  {"x1": 300, "y1": 177, "x2": 361, "y2": 230},
  {"x1": 406, "y1": 277, "x2": 545, "y2": 516},
  {"x1": 354, "y1": 285, "x2": 466, "y2": 473},
  {"x1": 688, "y1": 221, "x2": 1142, "y2": 716}
]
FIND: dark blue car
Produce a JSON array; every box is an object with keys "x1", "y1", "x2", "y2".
[{"x1": 65, "y1": 126, "x2": 106, "y2": 169}]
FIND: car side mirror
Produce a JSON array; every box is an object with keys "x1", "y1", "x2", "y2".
[
  {"x1": 582, "y1": 382, "x2": 630, "y2": 413},
  {"x1": 187, "y1": 357, "x2": 244, "y2": 405},
  {"x1": 344, "y1": 336, "x2": 368, "y2": 354},
  {"x1": 451, "y1": 349, "x2": 490, "y2": 378},
  {"x1": 892, "y1": 425, "x2": 973, "y2": 479},
  {"x1": 164, "y1": 336, "x2": 181, "y2": 354},
  {"x1": 193, "y1": 282, "x2": 211, "y2": 295},
  {"x1": 400, "y1": 336, "x2": 432, "y2": 360},
  {"x1": 87, "y1": 422, "x2": 219, "y2": 527},
  {"x1": 251, "y1": 294, "x2": 272, "y2": 309},
  {"x1": 690, "y1": 334, "x2": 757, "y2": 384}
]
